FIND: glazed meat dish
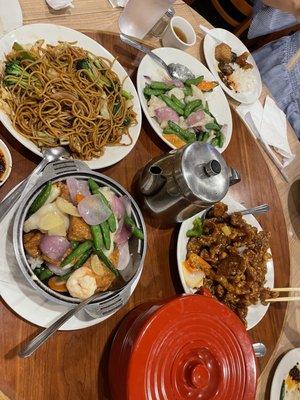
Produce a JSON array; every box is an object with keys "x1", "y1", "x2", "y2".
[{"x1": 184, "y1": 202, "x2": 278, "y2": 325}]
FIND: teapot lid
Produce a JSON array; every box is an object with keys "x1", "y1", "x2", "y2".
[{"x1": 173, "y1": 142, "x2": 230, "y2": 204}]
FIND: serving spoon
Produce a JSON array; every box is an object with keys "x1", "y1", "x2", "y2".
[
  {"x1": 0, "y1": 147, "x2": 69, "y2": 224},
  {"x1": 120, "y1": 33, "x2": 195, "y2": 81},
  {"x1": 201, "y1": 203, "x2": 270, "y2": 222}
]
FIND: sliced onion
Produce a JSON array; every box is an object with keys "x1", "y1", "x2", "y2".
[
  {"x1": 78, "y1": 194, "x2": 111, "y2": 225},
  {"x1": 117, "y1": 242, "x2": 130, "y2": 270},
  {"x1": 143, "y1": 75, "x2": 152, "y2": 83},
  {"x1": 110, "y1": 195, "x2": 131, "y2": 220},
  {"x1": 163, "y1": 77, "x2": 184, "y2": 88},
  {"x1": 66, "y1": 177, "x2": 90, "y2": 204},
  {"x1": 40, "y1": 235, "x2": 70, "y2": 261},
  {"x1": 47, "y1": 263, "x2": 71, "y2": 276},
  {"x1": 114, "y1": 220, "x2": 131, "y2": 246}
]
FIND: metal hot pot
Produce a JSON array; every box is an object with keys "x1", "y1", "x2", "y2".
[{"x1": 13, "y1": 159, "x2": 147, "y2": 318}]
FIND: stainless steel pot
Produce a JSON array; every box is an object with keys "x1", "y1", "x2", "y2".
[
  {"x1": 13, "y1": 160, "x2": 147, "y2": 318},
  {"x1": 138, "y1": 142, "x2": 240, "y2": 224}
]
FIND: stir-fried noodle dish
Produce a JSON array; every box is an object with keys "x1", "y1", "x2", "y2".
[{"x1": 0, "y1": 41, "x2": 137, "y2": 160}]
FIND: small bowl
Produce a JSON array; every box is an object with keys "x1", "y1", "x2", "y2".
[{"x1": 0, "y1": 139, "x2": 12, "y2": 187}]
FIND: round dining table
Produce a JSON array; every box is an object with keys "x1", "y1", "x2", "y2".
[{"x1": 0, "y1": 1, "x2": 299, "y2": 399}]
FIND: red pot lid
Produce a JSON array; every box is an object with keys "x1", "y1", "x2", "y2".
[{"x1": 127, "y1": 294, "x2": 256, "y2": 400}]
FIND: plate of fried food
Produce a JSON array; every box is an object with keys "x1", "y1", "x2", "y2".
[
  {"x1": 177, "y1": 194, "x2": 276, "y2": 330},
  {"x1": 0, "y1": 23, "x2": 142, "y2": 169},
  {"x1": 203, "y1": 28, "x2": 262, "y2": 104}
]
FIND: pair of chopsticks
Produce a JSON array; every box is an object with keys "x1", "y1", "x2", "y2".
[{"x1": 266, "y1": 288, "x2": 300, "y2": 302}]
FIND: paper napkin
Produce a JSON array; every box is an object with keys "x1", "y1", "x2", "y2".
[{"x1": 236, "y1": 96, "x2": 295, "y2": 167}]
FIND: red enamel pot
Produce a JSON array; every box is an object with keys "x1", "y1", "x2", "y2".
[{"x1": 108, "y1": 292, "x2": 257, "y2": 400}]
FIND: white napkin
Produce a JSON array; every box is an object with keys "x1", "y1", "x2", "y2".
[
  {"x1": 236, "y1": 96, "x2": 295, "y2": 167},
  {"x1": 46, "y1": 0, "x2": 74, "y2": 10},
  {"x1": 108, "y1": 0, "x2": 128, "y2": 8}
]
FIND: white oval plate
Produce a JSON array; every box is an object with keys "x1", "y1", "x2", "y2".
[
  {"x1": 137, "y1": 47, "x2": 232, "y2": 152},
  {"x1": 176, "y1": 193, "x2": 274, "y2": 330},
  {"x1": 0, "y1": 139, "x2": 12, "y2": 186},
  {"x1": 0, "y1": 23, "x2": 142, "y2": 170},
  {"x1": 270, "y1": 348, "x2": 300, "y2": 400},
  {"x1": 0, "y1": 0, "x2": 23, "y2": 37},
  {"x1": 203, "y1": 28, "x2": 262, "y2": 104}
]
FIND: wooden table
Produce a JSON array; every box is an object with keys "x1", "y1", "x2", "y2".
[{"x1": 0, "y1": 1, "x2": 299, "y2": 399}]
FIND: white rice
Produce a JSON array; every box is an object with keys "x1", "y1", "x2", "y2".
[{"x1": 230, "y1": 65, "x2": 256, "y2": 93}]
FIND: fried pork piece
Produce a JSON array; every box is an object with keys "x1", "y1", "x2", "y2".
[
  {"x1": 215, "y1": 43, "x2": 232, "y2": 63},
  {"x1": 23, "y1": 231, "x2": 43, "y2": 258},
  {"x1": 56, "y1": 182, "x2": 71, "y2": 202},
  {"x1": 67, "y1": 216, "x2": 92, "y2": 241},
  {"x1": 186, "y1": 202, "x2": 273, "y2": 325},
  {"x1": 235, "y1": 52, "x2": 253, "y2": 70},
  {"x1": 218, "y1": 61, "x2": 234, "y2": 76}
]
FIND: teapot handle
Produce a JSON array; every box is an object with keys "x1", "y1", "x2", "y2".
[{"x1": 229, "y1": 168, "x2": 241, "y2": 186}]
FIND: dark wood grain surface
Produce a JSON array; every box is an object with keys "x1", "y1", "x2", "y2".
[{"x1": 0, "y1": 32, "x2": 289, "y2": 400}]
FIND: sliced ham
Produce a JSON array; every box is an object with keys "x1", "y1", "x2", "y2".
[
  {"x1": 155, "y1": 106, "x2": 180, "y2": 124},
  {"x1": 186, "y1": 110, "x2": 205, "y2": 127}
]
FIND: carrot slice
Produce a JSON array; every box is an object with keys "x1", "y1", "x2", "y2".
[
  {"x1": 48, "y1": 276, "x2": 68, "y2": 292},
  {"x1": 75, "y1": 193, "x2": 85, "y2": 203}
]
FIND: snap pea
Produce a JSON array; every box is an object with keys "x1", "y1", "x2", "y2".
[
  {"x1": 210, "y1": 137, "x2": 219, "y2": 147},
  {"x1": 184, "y1": 100, "x2": 203, "y2": 118},
  {"x1": 124, "y1": 215, "x2": 144, "y2": 240},
  {"x1": 38, "y1": 267, "x2": 54, "y2": 281},
  {"x1": 88, "y1": 178, "x2": 117, "y2": 233},
  {"x1": 184, "y1": 75, "x2": 204, "y2": 86},
  {"x1": 143, "y1": 86, "x2": 165, "y2": 98},
  {"x1": 171, "y1": 94, "x2": 185, "y2": 109},
  {"x1": 168, "y1": 121, "x2": 196, "y2": 142},
  {"x1": 70, "y1": 240, "x2": 79, "y2": 249},
  {"x1": 159, "y1": 94, "x2": 184, "y2": 116},
  {"x1": 94, "y1": 248, "x2": 120, "y2": 277},
  {"x1": 149, "y1": 81, "x2": 174, "y2": 91},
  {"x1": 60, "y1": 240, "x2": 93, "y2": 268},
  {"x1": 183, "y1": 86, "x2": 192, "y2": 96},
  {"x1": 280, "y1": 381, "x2": 285, "y2": 400},
  {"x1": 199, "y1": 132, "x2": 209, "y2": 142},
  {"x1": 101, "y1": 220, "x2": 111, "y2": 250},
  {"x1": 29, "y1": 181, "x2": 52, "y2": 215},
  {"x1": 90, "y1": 225, "x2": 104, "y2": 251},
  {"x1": 218, "y1": 132, "x2": 225, "y2": 148},
  {"x1": 60, "y1": 249, "x2": 93, "y2": 281},
  {"x1": 205, "y1": 122, "x2": 221, "y2": 131}
]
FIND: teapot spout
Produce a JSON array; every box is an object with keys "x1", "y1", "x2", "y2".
[
  {"x1": 229, "y1": 168, "x2": 241, "y2": 186},
  {"x1": 139, "y1": 164, "x2": 167, "y2": 196}
]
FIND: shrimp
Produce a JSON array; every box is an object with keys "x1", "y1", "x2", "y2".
[{"x1": 66, "y1": 266, "x2": 97, "y2": 299}]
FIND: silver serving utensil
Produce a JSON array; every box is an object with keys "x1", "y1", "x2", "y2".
[
  {"x1": 120, "y1": 33, "x2": 195, "y2": 81},
  {"x1": 252, "y1": 342, "x2": 267, "y2": 358},
  {"x1": 19, "y1": 254, "x2": 142, "y2": 358},
  {"x1": 201, "y1": 203, "x2": 270, "y2": 222},
  {"x1": 0, "y1": 147, "x2": 69, "y2": 223}
]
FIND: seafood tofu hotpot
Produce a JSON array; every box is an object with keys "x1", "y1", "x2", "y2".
[{"x1": 13, "y1": 160, "x2": 146, "y2": 316}]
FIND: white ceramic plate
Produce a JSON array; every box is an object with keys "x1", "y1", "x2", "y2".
[
  {"x1": 0, "y1": 139, "x2": 12, "y2": 186},
  {"x1": 0, "y1": 203, "x2": 140, "y2": 330},
  {"x1": 176, "y1": 193, "x2": 274, "y2": 330},
  {"x1": 0, "y1": 23, "x2": 142, "y2": 170},
  {"x1": 137, "y1": 47, "x2": 232, "y2": 152},
  {"x1": 203, "y1": 28, "x2": 262, "y2": 104},
  {"x1": 0, "y1": 0, "x2": 22, "y2": 37},
  {"x1": 270, "y1": 348, "x2": 300, "y2": 400}
]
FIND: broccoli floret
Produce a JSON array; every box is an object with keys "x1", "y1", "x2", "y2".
[
  {"x1": 3, "y1": 60, "x2": 39, "y2": 90},
  {"x1": 76, "y1": 58, "x2": 111, "y2": 89},
  {"x1": 5, "y1": 60, "x2": 30, "y2": 78}
]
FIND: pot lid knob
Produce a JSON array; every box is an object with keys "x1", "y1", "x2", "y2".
[{"x1": 203, "y1": 160, "x2": 221, "y2": 177}]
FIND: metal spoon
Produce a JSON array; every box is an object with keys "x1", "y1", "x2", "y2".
[
  {"x1": 201, "y1": 203, "x2": 270, "y2": 222},
  {"x1": 120, "y1": 33, "x2": 195, "y2": 81},
  {"x1": 0, "y1": 147, "x2": 69, "y2": 223},
  {"x1": 252, "y1": 342, "x2": 267, "y2": 358}
]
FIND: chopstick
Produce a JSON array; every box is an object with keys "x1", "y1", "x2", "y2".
[
  {"x1": 272, "y1": 288, "x2": 300, "y2": 292},
  {"x1": 266, "y1": 296, "x2": 300, "y2": 302}
]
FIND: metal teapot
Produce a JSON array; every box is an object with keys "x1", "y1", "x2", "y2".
[{"x1": 138, "y1": 142, "x2": 240, "y2": 224}]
